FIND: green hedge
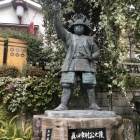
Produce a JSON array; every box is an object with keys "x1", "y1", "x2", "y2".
[{"x1": 0, "y1": 76, "x2": 61, "y2": 115}]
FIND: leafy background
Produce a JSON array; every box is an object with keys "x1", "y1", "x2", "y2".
[
  {"x1": 0, "y1": 0, "x2": 139, "y2": 115},
  {"x1": 39, "y1": 0, "x2": 140, "y2": 92},
  {"x1": 0, "y1": 0, "x2": 140, "y2": 139}
]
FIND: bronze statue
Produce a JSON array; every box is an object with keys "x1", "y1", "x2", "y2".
[{"x1": 53, "y1": 3, "x2": 102, "y2": 111}]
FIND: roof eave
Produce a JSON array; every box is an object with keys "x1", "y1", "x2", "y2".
[
  {"x1": 0, "y1": 0, "x2": 42, "y2": 10},
  {"x1": 23, "y1": 0, "x2": 42, "y2": 10}
]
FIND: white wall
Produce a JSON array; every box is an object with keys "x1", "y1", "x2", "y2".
[
  {"x1": 0, "y1": 6, "x2": 18, "y2": 23},
  {"x1": 22, "y1": 6, "x2": 45, "y2": 36},
  {"x1": 0, "y1": 3, "x2": 45, "y2": 36}
]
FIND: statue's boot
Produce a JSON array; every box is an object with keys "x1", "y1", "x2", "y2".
[
  {"x1": 54, "y1": 88, "x2": 71, "y2": 111},
  {"x1": 87, "y1": 88, "x2": 102, "y2": 110},
  {"x1": 54, "y1": 104, "x2": 67, "y2": 111}
]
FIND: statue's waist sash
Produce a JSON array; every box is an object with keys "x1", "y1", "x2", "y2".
[{"x1": 69, "y1": 58, "x2": 90, "y2": 71}]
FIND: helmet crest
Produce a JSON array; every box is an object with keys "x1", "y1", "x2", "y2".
[{"x1": 68, "y1": 13, "x2": 91, "y2": 35}]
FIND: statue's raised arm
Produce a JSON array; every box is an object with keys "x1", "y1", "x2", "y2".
[{"x1": 54, "y1": 2, "x2": 67, "y2": 41}]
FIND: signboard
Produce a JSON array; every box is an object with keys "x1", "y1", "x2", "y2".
[
  {"x1": 68, "y1": 128, "x2": 106, "y2": 140},
  {"x1": 46, "y1": 129, "x2": 52, "y2": 140}
]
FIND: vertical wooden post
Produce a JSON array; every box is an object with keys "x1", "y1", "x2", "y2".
[
  {"x1": 0, "y1": 37, "x2": 5, "y2": 67},
  {"x1": 7, "y1": 38, "x2": 27, "y2": 72}
]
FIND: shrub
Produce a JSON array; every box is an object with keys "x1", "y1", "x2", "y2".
[
  {"x1": 25, "y1": 66, "x2": 46, "y2": 78},
  {"x1": 0, "y1": 76, "x2": 61, "y2": 114},
  {"x1": 0, "y1": 115, "x2": 32, "y2": 140},
  {"x1": 0, "y1": 66, "x2": 20, "y2": 78}
]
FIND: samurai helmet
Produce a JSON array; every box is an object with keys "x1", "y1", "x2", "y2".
[{"x1": 68, "y1": 13, "x2": 91, "y2": 35}]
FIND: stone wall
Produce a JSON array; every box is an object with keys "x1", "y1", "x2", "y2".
[{"x1": 68, "y1": 90, "x2": 140, "y2": 118}]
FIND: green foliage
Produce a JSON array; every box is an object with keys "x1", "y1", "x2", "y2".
[
  {"x1": 0, "y1": 66, "x2": 20, "y2": 78},
  {"x1": 0, "y1": 115, "x2": 32, "y2": 140},
  {"x1": 39, "y1": 0, "x2": 140, "y2": 94},
  {"x1": 129, "y1": 116, "x2": 140, "y2": 139},
  {"x1": 0, "y1": 65, "x2": 46, "y2": 78},
  {"x1": 0, "y1": 104, "x2": 14, "y2": 121},
  {"x1": 25, "y1": 66, "x2": 46, "y2": 78},
  {"x1": 135, "y1": 134, "x2": 140, "y2": 140},
  {"x1": 125, "y1": 76, "x2": 140, "y2": 89},
  {"x1": 0, "y1": 28, "x2": 63, "y2": 113},
  {"x1": 0, "y1": 0, "x2": 139, "y2": 116},
  {"x1": 0, "y1": 76, "x2": 61, "y2": 114}
]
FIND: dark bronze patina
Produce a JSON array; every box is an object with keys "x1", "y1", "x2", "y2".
[{"x1": 53, "y1": 2, "x2": 102, "y2": 111}]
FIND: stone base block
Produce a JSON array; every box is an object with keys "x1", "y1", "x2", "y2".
[
  {"x1": 44, "y1": 110, "x2": 116, "y2": 118},
  {"x1": 32, "y1": 111, "x2": 134, "y2": 140}
]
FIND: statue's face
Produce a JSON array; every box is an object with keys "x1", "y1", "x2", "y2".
[{"x1": 74, "y1": 25, "x2": 84, "y2": 35}]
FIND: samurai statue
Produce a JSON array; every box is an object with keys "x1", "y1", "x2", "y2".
[{"x1": 53, "y1": 3, "x2": 102, "y2": 111}]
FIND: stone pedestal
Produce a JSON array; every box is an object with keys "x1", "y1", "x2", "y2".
[{"x1": 32, "y1": 110, "x2": 134, "y2": 140}]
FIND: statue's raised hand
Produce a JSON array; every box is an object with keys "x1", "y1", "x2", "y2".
[{"x1": 53, "y1": 2, "x2": 60, "y2": 15}]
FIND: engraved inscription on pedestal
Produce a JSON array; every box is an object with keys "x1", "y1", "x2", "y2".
[
  {"x1": 68, "y1": 128, "x2": 106, "y2": 140},
  {"x1": 32, "y1": 115, "x2": 134, "y2": 140},
  {"x1": 46, "y1": 129, "x2": 52, "y2": 140}
]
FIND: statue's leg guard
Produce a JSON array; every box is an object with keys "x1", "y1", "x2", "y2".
[
  {"x1": 54, "y1": 88, "x2": 71, "y2": 111},
  {"x1": 54, "y1": 72, "x2": 75, "y2": 111},
  {"x1": 61, "y1": 88, "x2": 71, "y2": 106},
  {"x1": 82, "y1": 72, "x2": 102, "y2": 110},
  {"x1": 86, "y1": 88, "x2": 102, "y2": 110}
]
